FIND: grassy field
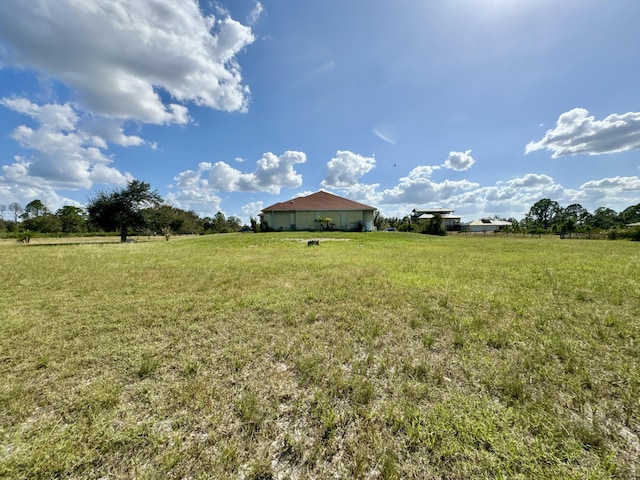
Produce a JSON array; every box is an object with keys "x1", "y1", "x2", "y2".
[{"x1": 1, "y1": 232, "x2": 638, "y2": 479}]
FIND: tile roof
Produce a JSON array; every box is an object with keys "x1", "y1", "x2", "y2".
[{"x1": 261, "y1": 191, "x2": 376, "y2": 212}]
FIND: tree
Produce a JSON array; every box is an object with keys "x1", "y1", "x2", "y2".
[
  {"x1": 178, "y1": 210, "x2": 203, "y2": 234},
  {"x1": 563, "y1": 204, "x2": 590, "y2": 226},
  {"x1": 142, "y1": 205, "x2": 183, "y2": 234},
  {"x1": 375, "y1": 213, "x2": 403, "y2": 231},
  {"x1": 0, "y1": 204, "x2": 6, "y2": 220},
  {"x1": 56, "y1": 206, "x2": 87, "y2": 233},
  {"x1": 210, "y1": 212, "x2": 227, "y2": 232},
  {"x1": 22, "y1": 199, "x2": 48, "y2": 220},
  {"x1": 591, "y1": 207, "x2": 620, "y2": 230},
  {"x1": 250, "y1": 216, "x2": 261, "y2": 233},
  {"x1": 87, "y1": 180, "x2": 162, "y2": 242},
  {"x1": 315, "y1": 216, "x2": 332, "y2": 231},
  {"x1": 526, "y1": 199, "x2": 562, "y2": 230},
  {"x1": 23, "y1": 213, "x2": 61, "y2": 233},
  {"x1": 259, "y1": 217, "x2": 271, "y2": 232},
  {"x1": 142, "y1": 205, "x2": 203, "y2": 235},
  {"x1": 422, "y1": 213, "x2": 447, "y2": 236},
  {"x1": 559, "y1": 218, "x2": 576, "y2": 238},
  {"x1": 9, "y1": 202, "x2": 22, "y2": 223},
  {"x1": 504, "y1": 217, "x2": 521, "y2": 234},
  {"x1": 226, "y1": 216, "x2": 242, "y2": 232},
  {"x1": 203, "y1": 211, "x2": 233, "y2": 233},
  {"x1": 373, "y1": 210, "x2": 384, "y2": 230},
  {"x1": 620, "y1": 203, "x2": 640, "y2": 224}
]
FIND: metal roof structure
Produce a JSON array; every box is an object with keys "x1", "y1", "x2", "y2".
[
  {"x1": 412, "y1": 208, "x2": 456, "y2": 215},
  {"x1": 464, "y1": 218, "x2": 513, "y2": 226},
  {"x1": 417, "y1": 213, "x2": 461, "y2": 220}
]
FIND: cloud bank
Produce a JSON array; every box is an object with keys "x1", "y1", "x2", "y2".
[
  {"x1": 0, "y1": 0, "x2": 257, "y2": 205},
  {"x1": 0, "y1": 0, "x2": 255, "y2": 123},
  {"x1": 1, "y1": 98, "x2": 133, "y2": 189}
]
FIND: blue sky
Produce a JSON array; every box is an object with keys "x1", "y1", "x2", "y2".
[{"x1": 1, "y1": 0, "x2": 639, "y2": 224}]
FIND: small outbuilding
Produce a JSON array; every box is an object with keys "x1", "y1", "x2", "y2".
[
  {"x1": 463, "y1": 218, "x2": 513, "y2": 233},
  {"x1": 260, "y1": 191, "x2": 377, "y2": 231}
]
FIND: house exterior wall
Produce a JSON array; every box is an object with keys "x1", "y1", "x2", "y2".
[
  {"x1": 264, "y1": 209, "x2": 374, "y2": 231},
  {"x1": 263, "y1": 211, "x2": 290, "y2": 231},
  {"x1": 463, "y1": 221, "x2": 512, "y2": 233}
]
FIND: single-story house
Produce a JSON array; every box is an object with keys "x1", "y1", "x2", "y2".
[
  {"x1": 411, "y1": 208, "x2": 461, "y2": 231},
  {"x1": 260, "y1": 191, "x2": 377, "y2": 231},
  {"x1": 462, "y1": 218, "x2": 513, "y2": 233}
]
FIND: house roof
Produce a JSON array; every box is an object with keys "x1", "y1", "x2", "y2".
[
  {"x1": 261, "y1": 191, "x2": 376, "y2": 212},
  {"x1": 412, "y1": 208, "x2": 455, "y2": 215},
  {"x1": 464, "y1": 219, "x2": 513, "y2": 226},
  {"x1": 417, "y1": 213, "x2": 461, "y2": 220}
]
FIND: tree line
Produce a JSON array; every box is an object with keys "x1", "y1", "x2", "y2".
[
  {"x1": 0, "y1": 181, "x2": 244, "y2": 241},
  {"x1": 375, "y1": 198, "x2": 640, "y2": 238},
  {"x1": 520, "y1": 199, "x2": 639, "y2": 236},
  {"x1": 3, "y1": 183, "x2": 639, "y2": 241}
]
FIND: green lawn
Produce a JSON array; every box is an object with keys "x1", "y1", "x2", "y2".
[{"x1": 1, "y1": 232, "x2": 638, "y2": 479}]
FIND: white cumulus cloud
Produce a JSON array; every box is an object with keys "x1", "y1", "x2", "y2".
[
  {"x1": 322, "y1": 151, "x2": 376, "y2": 188},
  {"x1": 446, "y1": 175, "x2": 569, "y2": 219},
  {"x1": 0, "y1": 98, "x2": 133, "y2": 189},
  {"x1": 444, "y1": 149, "x2": 475, "y2": 171},
  {"x1": 165, "y1": 189, "x2": 223, "y2": 219},
  {"x1": 580, "y1": 176, "x2": 640, "y2": 192},
  {"x1": 208, "y1": 151, "x2": 306, "y2": 193},
  {"x1": 508, "y1": 173, "x2": 554, "y2": 188},
  {"x1": 376, "y1": 165, "x2": 478, "y2": 205},
  {"x1": 0, "y1": 1, "x2": 257, "y2": 200},
  {"x1": 242, "y1": 201, "x2": 264, "y2": 218},
  {"x1": 172, "y1": 151, "x2": 306, "y2": 198},
  {"x1": 0, "y1": 0, "x2": 255, "y2": 123},
  {"x1": 526, "y1": 108, "x2": 640, "y2": 157},
  {"x1": 167, "y1": 152, "x2": 306, "y2": 218}
]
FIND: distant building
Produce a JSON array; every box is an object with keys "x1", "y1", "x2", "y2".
[
  {"x1": 411, "y1": 208, "x2": 461, "y2": 231},
  {"x1": 463, "y1": 218, "x2": 513, "y2": 233},
  {"x1": 260, "y1": 191, "x2": 376, "y2": 231}
]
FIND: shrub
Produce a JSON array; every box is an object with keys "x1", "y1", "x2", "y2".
[
  {"x1": 617, "y1": 226, "x2": 640, "y2": 241},
  {"x1": 17, "y1": 232, "x2": 33, "y2": 243},
  {"x1": 398, "y1": 223, "x2": 419, "y2": 232},
  {"x1": 422, "y1": 213, "x2": 447, "y2": 236}
]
